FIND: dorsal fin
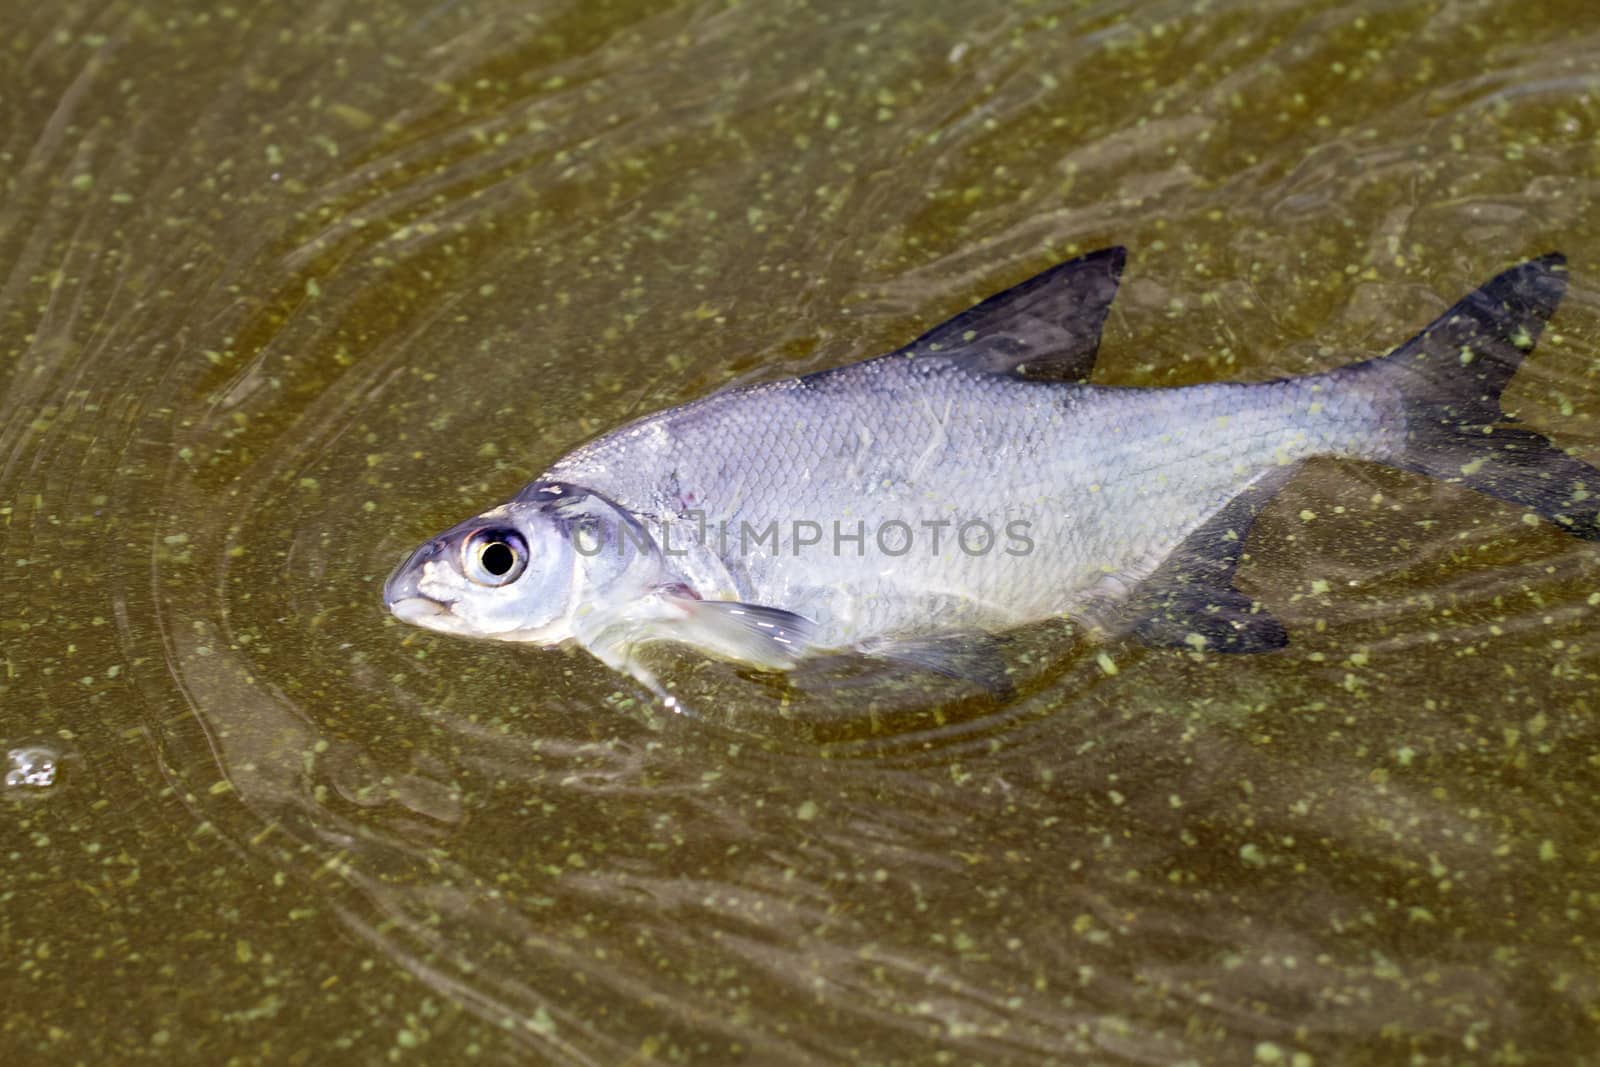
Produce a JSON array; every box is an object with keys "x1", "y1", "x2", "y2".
[{"x1": 905, "y1": 246, "x2": 1126, "y2": 382}]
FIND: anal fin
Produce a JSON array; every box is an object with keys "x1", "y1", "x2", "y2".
[
  {"x1": 1133, "y1": 585, "x2": 1288, "y2": 654},
  {"x1": 1131, "y1": 471, "x2": 1293, "y2": 654}
]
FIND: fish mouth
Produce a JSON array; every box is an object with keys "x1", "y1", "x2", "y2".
[
  {"x1": 382, "y1": 542, "x2": 456, "y2": 627},
  {"x1": 388, "y1": 594, "x2": 453, "y2": 624}
]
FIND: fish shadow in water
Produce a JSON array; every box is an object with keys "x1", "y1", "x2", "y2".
[{"x1": 664, "y1": 619, "x2": 1116, "y2": 751}]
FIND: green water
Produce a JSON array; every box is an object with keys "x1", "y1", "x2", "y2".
[{"x1": 3, "y1": 0, "x2": 1598, "y2": 1063}]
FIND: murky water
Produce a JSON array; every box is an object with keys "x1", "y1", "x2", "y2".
[{"x1": 4, "y1": 0, "x2": 1599, "y2": 1062}]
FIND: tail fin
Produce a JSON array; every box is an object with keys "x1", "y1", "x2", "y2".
[{"x1": 1364, "y1": 253, "x2": 1600, "y2": 540}]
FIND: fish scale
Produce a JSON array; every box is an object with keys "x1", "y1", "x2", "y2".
[{"x1": 546, "y1": 363, "x2": 1397, "y2": 646}]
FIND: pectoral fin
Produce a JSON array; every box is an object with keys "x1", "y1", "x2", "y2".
[
  {"x1": 671, "y1": 598, "x2": 821, "y2": 670},
  {"x1": 576, "y1": 592, "x2": 819, "y2": 715}
]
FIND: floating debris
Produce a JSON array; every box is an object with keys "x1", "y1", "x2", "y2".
[{"x1": 5, "y1": 746, "x2": 60, "y2": 790}]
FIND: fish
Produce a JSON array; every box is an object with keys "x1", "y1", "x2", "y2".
[{"x1": 384, "y1": 248, "x2": 1595, "y2": 711}]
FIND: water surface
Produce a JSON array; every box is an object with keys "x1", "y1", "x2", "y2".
[{"x1": 3, "y1": 0, "x2": 1599, "y2": 1062}]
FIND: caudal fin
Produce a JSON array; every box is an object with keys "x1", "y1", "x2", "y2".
[{"x1": 1364, "y1": 253, "x2": 1600, "y2": 540}]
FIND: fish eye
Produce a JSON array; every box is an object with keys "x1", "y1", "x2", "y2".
[{"x1": 462, "y1": 528, "x2": 528, "y2": 586}]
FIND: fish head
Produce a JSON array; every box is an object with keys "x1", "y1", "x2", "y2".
[
  {"x1": 383, "y1": 481, "x2": 659, "y2": 645},
  {"x1": 383, "y1": 503, "x2": 578, "y2": 644}
]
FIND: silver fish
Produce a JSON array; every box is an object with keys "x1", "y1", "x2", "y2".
[{"x1": 385, "y1": 248, "x2": 1593, "y2": 710}]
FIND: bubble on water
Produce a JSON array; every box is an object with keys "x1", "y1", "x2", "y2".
[{"x1": 5, "y1": 746, "x2": 60, "y2": 790}]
